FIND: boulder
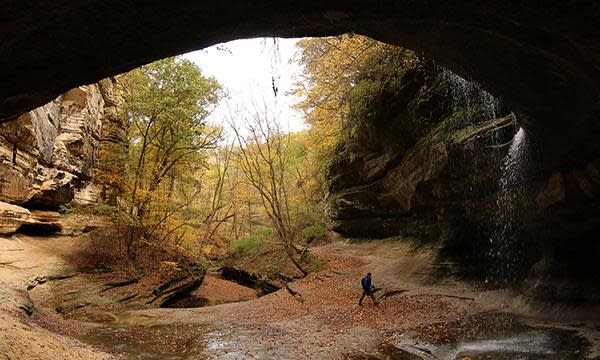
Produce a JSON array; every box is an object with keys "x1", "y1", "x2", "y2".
[
  {"x1": 0, "y1": 201, "x2": 31, "y2": 235},
  {"x1": 71, "y1": 183, "x2": 101, "y2": 206},
  {"x1": 29, "y1": 210, "x2": 62, "y2": 223},
  {"x1": 17, "y1": 210, "x2": 63, "y2": 235},
  {"x1": 26, "y1": 167, "x2": 77, "y2": 209}
]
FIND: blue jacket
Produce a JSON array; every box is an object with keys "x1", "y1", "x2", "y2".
[{"x1": 361, "y1": 276, "x2": 371, "y2": 291}]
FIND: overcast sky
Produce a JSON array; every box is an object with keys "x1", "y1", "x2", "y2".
[{"x1": 183, "y1": 38, "x2": 306, "y2": 137}]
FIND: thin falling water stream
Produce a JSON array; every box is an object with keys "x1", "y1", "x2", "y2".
[
  {"x1": 440, "y1": 68, "x2": 501, "y2": 123},
  {"x1": 488, "y1": 127, "x2": 531, "y2": 283}
]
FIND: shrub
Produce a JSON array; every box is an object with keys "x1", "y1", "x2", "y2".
[
  {"x1": 300, "y1": 225, "x2": 327, "y2": 244},
  {"x1": 253, "y1": 226, "x2": 278, "y2": 239},
  {"x1": 78, "y1": 203, "x2": 132, "y2": 224},
  {"x1": 58, "y1": 203, "x2": 77, "y2": 214},
  {"x1": 309, "y1": 256, "x2": 326, "y2": 273},
  {"x1": 230, "y1": 235, "x2": 262, "y2": 254},
  {"x1": 227, "y1": 226, "x2": 278, "y2": 257},
  {"x1": 350, "y1": 78, "x2": 382, "y2": 118},
  {"x1": 291, "y1": 203, "x2": 327, "y2": 230},
  {"x1": 65, "y1": 229, "x2": 126, "y2": 272}
]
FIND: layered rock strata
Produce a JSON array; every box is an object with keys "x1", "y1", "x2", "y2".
[
  {"x1": 327, "y1": 57, "x2": 600, "y2": 301},
  {"x1": 0, "y1": 78, "x2": 124, "y2": 214},
  {"x1": 0, "y1": 78, "x2": 125, "y2": 234}
]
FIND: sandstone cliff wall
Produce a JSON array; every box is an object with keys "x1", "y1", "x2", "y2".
[
  {"x1": 327, "y1": 57, "x2": 600, "y2": 302},
  {"x1": 0, "y1": 78, "x2": 125, "y2": 233}
]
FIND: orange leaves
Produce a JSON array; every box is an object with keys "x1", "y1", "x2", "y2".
[{"x1": 292, "y1": 35, "x2": 393, "y2": 181}]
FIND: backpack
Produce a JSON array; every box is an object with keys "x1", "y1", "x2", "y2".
[{"x1": 361, "y1": 276, "x2": 370, "y2": 290}]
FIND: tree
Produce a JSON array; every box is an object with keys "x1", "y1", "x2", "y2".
[
  {"x1": 231, "y1": 106, "x2": 308, "y2": 276},
  {"x1": 293, "y1": 35, "x2": 421, "y2": 199},
  {"x1": 292, "y1": 35, "x2": 386, "y2": 163},
  {"x1": 120, "y1": 56, "x2": 223, "y2": 253}
]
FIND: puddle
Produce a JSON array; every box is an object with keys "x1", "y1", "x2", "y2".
[
  {"x1": 389, "y1": 328, "x2": 590, "y2": 360},
  {"x1": 79, "y1": 323, "x2": 210, "y2": 359},
  {"x1": 203, "y1": 327, "x2": 273, "y2": 359},
  {"x1": 78, "y1": 322, "x2": 272, "y2": 359},
  {"x1": 76, "y1": 313, "x2": 593, "y2": 359}
]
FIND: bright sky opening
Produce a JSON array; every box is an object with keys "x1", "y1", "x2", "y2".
[{"x1": 183, "y1": 38, "x2": 306, "y2": 136}]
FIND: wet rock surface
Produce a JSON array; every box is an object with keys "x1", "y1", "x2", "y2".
[
  {"x1": 71, "y1": 240, "x2": 599, "y2": 360},
  {"x1": 383, "y1": 325, "x2": 593, "y2": 360},
  {"x1": 163, "y1": 271, "x2": 258, "y2": 308},
  {"x1": 326, "y1": 55, "x2": 600, "y2": 302}
]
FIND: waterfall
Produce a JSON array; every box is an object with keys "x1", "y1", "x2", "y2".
[
  {"x1": 488, "y1": 127, "x2": 531, "y2": 283},
  {"x1": 437, "y1": 67, "x2": 532, "y2": 283},
  {"x1": 440, "y1": 68, "x2": 501, "y2": 123}
]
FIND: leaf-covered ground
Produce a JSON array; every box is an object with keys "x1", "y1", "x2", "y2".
[
  {"x1": 104, "y1": 239, "x2": 595, "y2": 359},
  {"x1": 2, "y1": 233, "x2": 598, "y2": 359}
]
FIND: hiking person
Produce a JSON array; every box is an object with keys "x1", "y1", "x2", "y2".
[{"x1": 359, "y1": 272, "x2": 378, "y2": 306}]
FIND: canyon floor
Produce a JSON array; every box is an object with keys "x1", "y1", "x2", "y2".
[{"x1": 1, "y1": 229, "x2": 599, "y2": 359}]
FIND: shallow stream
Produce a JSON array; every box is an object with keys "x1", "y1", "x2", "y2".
[
  {"x1": 78, "y1": 322, "x2": 274, "y2": 359},
  {"x1": 386, "y1": 328, "x2": 590, "y2": 360},
  {"x1": 78, "y1": 314, "x2": 592, "y2": 359}
]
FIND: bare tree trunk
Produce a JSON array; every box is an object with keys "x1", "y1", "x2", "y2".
[{"x1": 231, "y1": 112, "x2": 307, "y2": 276}]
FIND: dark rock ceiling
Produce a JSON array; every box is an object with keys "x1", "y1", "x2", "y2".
[{"x1": 1, "y1": 1, "x2": 598, "y2": 154}]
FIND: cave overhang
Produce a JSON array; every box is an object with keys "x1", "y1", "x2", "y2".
[{"x1": 1, "y1": 1, "x2": 599, "y2": 147}]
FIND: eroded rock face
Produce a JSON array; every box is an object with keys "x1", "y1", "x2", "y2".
[
  {"x1": 0, "y1": 201, "x2": 31, "y2": 235},
  {"x1": 328, "y1": 59, "x2": 512, "y2": 239},
  {"x1": 0, "y1": 98, "x2": 60, "y2": 164},
  {"x1": 0, "y1": 79, "x2": 124, "y2": 209},
  {"x1": 95, "y1": 78, "x2": 127, "y2": 205},
  {"x1": 327, "y1": 56, "x2": 600, "y2": 301},
  {"x1": 53, "y1": 86, "x2": 104, "y2": 178}
]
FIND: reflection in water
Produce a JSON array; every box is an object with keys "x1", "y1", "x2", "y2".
[
  {"x1": 79, "y1": 322, "x2": 270, "y2": 359},
  {"x1": 451, "y1": 333, "x2": 553, "y2": 359},
  {"x1": 79, "y1": 319, "x2": 589, "y2": 360},
  {"x1": 79, "y1": 323, "x2": 209, "y2": 360},
  {"x1": 391, "y1": 328, "x2": 589, "y2": 360}
]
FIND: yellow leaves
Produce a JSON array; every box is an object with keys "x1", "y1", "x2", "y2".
[
  {"x1": 201, "y1": 244, "x2": 214, "y2": 256},
  {"x1": 293, "y1": 35, "x2": 389, "y2": 165},
  {"x1": 160, "y1": 261, "x2": 182, "y2": 270}
]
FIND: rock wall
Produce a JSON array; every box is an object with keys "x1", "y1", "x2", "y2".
[
  {"x1": 0, "y1": 78, "x2": 125, "y2": 232},
  {"x1": 327, "y1": 56, "x2": 512, "y2": 242},
  {"x1": 327, "y1": 54, "x2": 600, "y2": 302}
]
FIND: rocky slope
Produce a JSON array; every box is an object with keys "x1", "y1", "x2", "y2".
[
  {"x1": 0, "y1": 78, "x2": 126, "y2": 234},
  {"x1": 0, "y1": 212, "x2": 207, "y2": 360},
  {"x1": 327, "y1": 54, "x2": 600, "y2": 302}
]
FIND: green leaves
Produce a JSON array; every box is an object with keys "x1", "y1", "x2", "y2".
[{"x1": 119, "y1": 56, "x2": 224, "y2": 245}]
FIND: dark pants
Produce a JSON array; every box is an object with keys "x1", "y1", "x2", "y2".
[{"x1": 359, "y1": 288, "x2": 377, "y2": 305}]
